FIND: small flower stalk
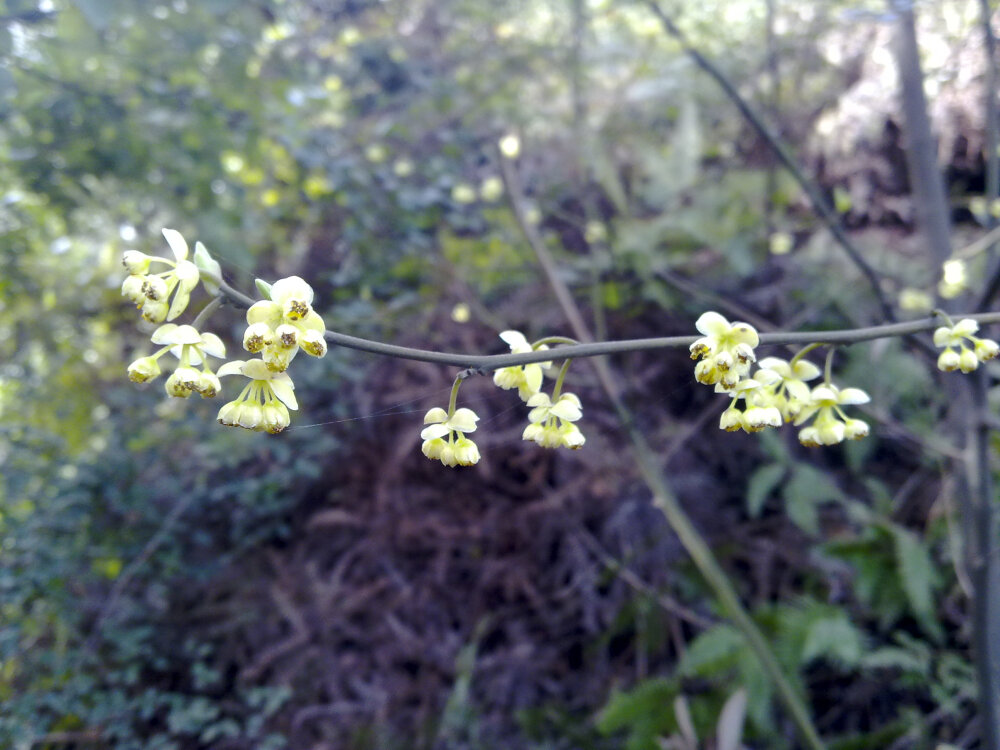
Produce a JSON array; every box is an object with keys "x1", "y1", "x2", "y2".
[{"x1": 933, "y1": 318, "x2": 999, "y2": 373}]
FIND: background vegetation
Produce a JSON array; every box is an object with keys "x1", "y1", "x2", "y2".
[{"x1": 1, "y1": 0, "x2": 997, "y2": 747}]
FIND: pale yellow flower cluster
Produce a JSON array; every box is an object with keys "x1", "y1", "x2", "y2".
[
  {"x1": 121, "y1": 229, "x2": 202, "y2": 323},
  {"x1": 420, "y1": 407, "x2": 481, "y2": 467},
  {"x1": 123, "y1": 230, "x2": 328, "y2": 434},
  {"x1": 933, "y1": 319, "x2": 999, "y2": 373},
  {"x1": 691, "y1": 312, "x2": 870, "y2": 447}
]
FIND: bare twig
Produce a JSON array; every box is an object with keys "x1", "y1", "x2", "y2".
[
  {"x1": 217, "y1": 277, "x2": 1000, "y2": 370},
  {"x1": 640, "y1": 0, "x2": 895, "y2": 323}
]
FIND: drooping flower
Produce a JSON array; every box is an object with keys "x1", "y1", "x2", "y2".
[
  {"x1": 794, "y1": 383, "x2": 870, "y2": 447},
  {"x1": 420, "y1": 407, "x2": 481, "y2": 467},
  {"x1": 717, "y1": 377, "x2": 782, "y2": 433},
  {"x1": 126, "y1": 323, "x2": 226, "y2": 398},
  {"x1": 753, "y1": 356, "x2": 823, "y2": 421},
  {"x1": 938, "y1": 259, "x2": 968, "y2": 299},
  {"x1": 492, "y1": 330, "x2": 550, "y2": 401},
  {"x1": 243, "y1": 276, "x2": 327, "y2": 371},
  {"x1": 933, "y1": 318, "x2": 998, "y2": 373},
  {"x1": 121, "y1": 229, "x2": 202, "y2": 323},
  {"x1": 690, "y1": 312, "x2": 759, "y2": 391},
  {"x1": 522, "y1": 391, "x2": 585, "y2": 449},
  {"x1": 216, "y1": 359, "x2": 298, "y2": 433}
]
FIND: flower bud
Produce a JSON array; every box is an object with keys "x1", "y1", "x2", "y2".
[
  {"x1": 975, "y1": 338, "x2": 999, "y2": 362},
  {"x1": 121, "y1": 275, "x2": 147, "y2": 304},
  {"x1": 197, "y1": 371, "x2": 222, "y2": 398},
  {"x1": 959, "y1": 348, "x2": 980, "y2": 373},
  {"x1": 937, "y1": 349, "x2": 960, "y2": 372},
  {"x1": 301, "y1": 329, "x2": 327, "y2": 357},
  {"x1": 262, "y1": 402, "x2": 290, "y2": 434},
  {"x1": 719, "y1": 407, "x2": 743, "y2": 432},
  {"x1": 143, "y1": 276, "x2": 168, "y2": 301},
  {"x1": 844, "y1": 419, "x2": 869, "y2": 440},
  {"x1": 127, "y1": 356, "x2": 162, "y2": 383},
  {"x1": 141, "y1": 299, "x2": 169, "y2": 323},
  {"x1": 454, "y1": 437, "x2": 481, "y2": 466},
  {"x1": 122, "y1": 250, "x2": 153, "y2": 275}
]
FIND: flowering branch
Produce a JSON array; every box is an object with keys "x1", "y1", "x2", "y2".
[{"x1": 218, "y1": 275, "x2": 1000, "y2": 370}]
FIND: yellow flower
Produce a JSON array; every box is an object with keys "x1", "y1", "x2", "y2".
[
  {"x1": 492, "y1": 330, "x2": 550, "y2": 401},
  {"x1": 420, "y1": 407, "x2": 481, "y2": 466},
  {"x1": 690, "y1": 312, "x2": 759, "y2": 391},
  {"x1": 126, "y1": 323, "x2": 226, "y2": 398},
  {"x1": 754, "y1": 356, "x2": 822, "y2": 421},
  {"x1": 938, "y1": 259, "x2": 967, "y2": 299},
  {"x1": 120, "y1": 229, "x2": 201, "y2": 323},
  {"x1": 522, "y1": 391, "x2": 585, "y2": 449},
  {"x1": 933, "y1": 318, "x2": 998, "y2": 373},
  {"x1": 794, "y1": 383, "x2": 870, "y2": 447},
  {"x1": 716, "y1": 377, "x2": 781, "y2": 433},
  {"x1": 216, "y1": 359, "x2": 298, "y2": 433},
  {"x1": 244, "y1": 276, "x2": 327, "y2": 371}
]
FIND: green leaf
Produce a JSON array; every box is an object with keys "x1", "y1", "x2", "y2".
[
  {"x1": 891, "y1": 526, "x2": 943, "y2": 641},
  {"x1": 745, "y1": 463, "x2": 785, "y2": 518},
  {"x1": 782, "y1": 465, "x2": 842, "y2": 535},
  {"x1": 254, "y1": 278, "x2": 273, "y2": 300},
  {"x1": 678, "y1": 624, "x2": 744, "y2": 676},
  {"x1": 801, "y1": 612, "x2": 863, "y2": 667}
]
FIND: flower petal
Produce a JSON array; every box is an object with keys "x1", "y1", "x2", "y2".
[
  {"x1": 525, "y1": 392, "x2": 551, "y2": 408},
  {"x1": 499, "y1": 330, "x2": 530, "y2": 351},
  {"x1": 217, "y1": 360, "x2": 247, "y2": 377},
  {"x1": 837, "y1": 387, "x2": 870, "y2": 405},
  {"x1": 270, "y1": 276, "x2": 314, "y2": 306},
  {"x1": 199, "y1": 332, "x2": 226, "y2": 359},
  {"x1": 933, "y1": 326, "x2": 953, "y2": 347},
  {"x1": 247, "y1": 300, "x2": 282, "y2": 327},
  {"x1": 299, "y1": 310, "x2": 326, "y2": 332},
  {"x1": 423, "y1": 407, "x2": 448, "y2": 424},
  {"x1": 550, "y1": 399, "x2": 582, "y2": 421},
  {"x1": 162, "y1": 228, "x2": 189, "y2": 261},
  {"x1": 695, "y1": 311, "x2": 730, "y2": 336},
  {"x1": 242, "y1": 358, "x2": 273, "y2": 380},
  {"x1": 166, "y1": 287, "x2": 191, "y2": 322},
  {"x1": 953, "y1": 318, "x2": 979, "y2": 338},
  {"x1": 448, "y1": 408, "x2": 480, "y2": 433},
  {"x1": 757, "y1": 357, "x2": 791, "y2": 376},
  {"x1": 421, "y1": 423, "x2": 451, "y2": 440},
  {"x1": 150, "y1": 323, "x2": 180, "y2": 345},
  {"x1": 175, "y1": 260, "x2": 200, "y2": 291},
  {"x1": 269, "y1": 378, "x2": 298, "y2": 410},
  {"x1": 523, "y1": 363, "x2": 543, "y2": 394},
  {"x1": 791, "y1": 360, "x2": 822, "y2": 380}
]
